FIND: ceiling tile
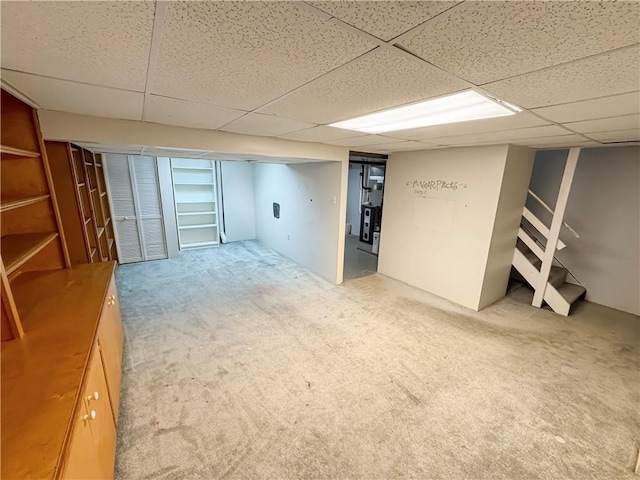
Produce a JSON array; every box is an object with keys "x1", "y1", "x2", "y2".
[
  {"x1": 260, "y1": 48, "x2": 469, "y2": 124},
  {"x1": 399, "y1": 1, "x2": 640, "y2": 85},
  {"x1": 511, "y1": 134, "x2": 594, "y2": 147},
  {"x1": 586, "y1": 129, "x2": 640, "y2": 143},
  {"x1": 278, "y1": 126, "x2": 367, "y2": 143},
  {"x1": 324, "y1": 135, "x2": 398, "y2": 147},
  {"x1": 220, "y1": 113, "x2": 315, "y2": 137},
  {"x1": 144, "y1": 95, "x2": 245, "y2": 130},
  {"x1": 153, "y1": 1, "x2": 375, "y2": 111},
  {"x1": 435, "y1": 125, "x2": 572, "y2": 146},
  {"x1": 361, "y1": 141, "x2": 437, "y2": 153},
  {"x1": 483, "y1": 45, "x2": 640, "y2": 108},
  {"x1": 308, "y1": 1, "x2": 459, "y2": 41},
  {"x1": 532, "y1": 92, "x2": 640, "y2": 124},
  {"x1": 1, "y1": 70, "x2": 143, "y2": 120},
  {"x1": 0, "y1": 1, "x2": 154, "y2": 91},
  {"x1": 388, "y1": 110, "x2": 550, "y2": 141},
  {"x1": 562, "y1": 114, "x2": 640, "y2": 135}
]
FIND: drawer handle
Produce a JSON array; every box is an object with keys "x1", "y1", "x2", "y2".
[
  {"x1": 82, "y1": 410, "x2": 97, "y2": 421},
  {"x1": 86, "y1": 391, "x2": 99, "y2": 401}
]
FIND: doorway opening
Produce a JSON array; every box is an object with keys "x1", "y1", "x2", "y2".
[{"x1": 343, "y1": 152, "x2": 387, "y2": 280}]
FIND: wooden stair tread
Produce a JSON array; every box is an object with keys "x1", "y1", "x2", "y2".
[
  {"x1": 557, "y1": 283, "x2": 587, "y2": 305},
  {"x1": 0, "y1": 194, "x2": 50, "y2": 212}
]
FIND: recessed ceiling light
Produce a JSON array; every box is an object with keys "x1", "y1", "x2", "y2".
[{"x1": 330, "y1": 90, "x2": 522, "y2": 134}]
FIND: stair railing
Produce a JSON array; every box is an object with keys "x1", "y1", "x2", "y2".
[{"x1": 530, "y1": 147, "x2": 581, "y2": 307}]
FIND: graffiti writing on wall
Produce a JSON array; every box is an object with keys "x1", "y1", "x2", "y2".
[{"x1": 406, "y1": 179, "x2": 468, "y2": 197}]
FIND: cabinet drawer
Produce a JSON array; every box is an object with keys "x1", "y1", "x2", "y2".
[
  {"x1": 60, "y1": 348, "x2": 116, "y2": 479},
  {"x1": 98, "y1": 275, "x2": 124, "y2": 424}
]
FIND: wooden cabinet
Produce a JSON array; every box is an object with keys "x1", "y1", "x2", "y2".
[
  {"x1": 0, "y1": 89, "x2": 70, "y2": 341},
  {"x1": 1, "y1": 90, "x2": 124, "y2": 479},
  {"x1": 46, "y1": 142, "x2": 118, "y2": 265},
  {"x1": 1, "y1": 263, "x2": 123, "y2": 479},
  {"x1": 98, "y1": 276, "x2": 124, "y2": 423},
  {"x1": 61, "y1": 348, "x2": 116, "y2": 480}
]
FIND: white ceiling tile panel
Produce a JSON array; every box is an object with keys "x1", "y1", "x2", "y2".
[
  {"x1": 324, "y1": 135, "x2": 399, "y2": 147},
  {"x1": 435, "y1": 125, "x2": 572, "y2": 145},
  {"x1": 586, "y1": 129, "x2": 640, "y2": 142},
  {"x1": 532, "y1": 92, "x2": 640, "y2": 123},
  {"x1": 483, "y1": 45, "x2": 640, "y2": 108},
  {"x1": 153, "y1": 1, "x2": 376, "y2": 111},
  {"x1": 220, "y1": 113, "x2": 316, "y2": 137},
  {"x1": 511, "y1": 134, "x2": 593, "y2": 147},
  {"x1": 144, "y1": 95, "x2": 246, "y2": 130},
  {"x1": 360, "y1": 141, "x2": 438, "y2": 152},
  {"x1": 278, "y1": 126, "x2": 367, "y2": 142},
  {"x1": 259, "y1": 48, "x2": 469, "y2": 124},
  {"x1": 1, "y1": 70, "x2": 143, "y2": 120},
  {"x1": 0, "y1": 1, "x2": 154, "y2": 91},
  {"x1": 308, "y1": 1, "x2": 459, "y2": 41},
  {"x1": 562, "y1": 114, "x2": 640, "y2": 135},
  {"x1": 398, "y1": 1, "x2": 640, "y2": 85},
  {"x1": 388, "y1": 111, "x2": 550, "y2": 141}
]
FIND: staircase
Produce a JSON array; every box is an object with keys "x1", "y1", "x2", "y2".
[{"x1": 511, "y1": 147, "x2": 586, "y2": 316}]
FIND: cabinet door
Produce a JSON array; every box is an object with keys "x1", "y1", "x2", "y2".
[
  {"x1": 98, "y1": 276, "x2": 124, "y2": 424},
  {"x1": 60, "y1": 349, "x2": 116, "y2": 479}
]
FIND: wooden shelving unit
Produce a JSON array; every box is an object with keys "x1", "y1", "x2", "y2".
[
  {"x1": 171, "y1": 159, "x2": 219, "y2": 250},
  {"x1": 45, "y1": 142, "x2": 118, "y2": 265},
  {"x1": 0, "y1": 90, "x2": 70, "y2": 341}
]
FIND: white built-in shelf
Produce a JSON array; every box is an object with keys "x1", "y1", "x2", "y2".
[
  {"x1": 180, "y1": 241, "x2": 218, "y2": 249},
  {"x1": 178, "y1": 224, "x2": 216, "y2": 230},
  {"x1": 171, "y1": 158, "x2": 219, "y2": 251},
  {"x1": 177, "y1": 211, "x2": 216, "y2": 216},
  {"x1": 174, "y1": 182, "x2": 215, "y2": 186}
]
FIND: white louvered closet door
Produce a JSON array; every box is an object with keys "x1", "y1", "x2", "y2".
[
  {"x1": 132, "y1": 157, "x2": 167, "y2": 260},
  {"x1": 104, "y1": 155, "x2": 167, "y2": 264}
]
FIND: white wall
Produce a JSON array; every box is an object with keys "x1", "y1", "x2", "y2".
[
  {"x1": 378, "y1": 145, "x2": 530, "y2": 311},
  {"x1": 478, "y1": 146, "x2": 534, "y2": 308},
  {"x1": 346, "y1": 164, "x2": 361, "y2": 236},
  {"x1": 254, "y1": 161, "x2": 345, "y2": 284},
  {"x1": 529, "y1": 147, "x2": 640, "y2": 315},
  {"x1": 220, "y1": 161, "x2": 256, "y2": 242}
]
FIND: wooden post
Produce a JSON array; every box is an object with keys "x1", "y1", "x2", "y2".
[{"x1": 532, "y1": 147, "x2": 580, "y2": 307}]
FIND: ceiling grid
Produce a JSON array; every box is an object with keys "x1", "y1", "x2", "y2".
[{"x1": 0, "y1": 0, "x2": 637, "y2": 154}]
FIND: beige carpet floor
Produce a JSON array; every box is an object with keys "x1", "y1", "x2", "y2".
[{"x1": 114, "y1": 240, "x2": 639, "y2": 479}]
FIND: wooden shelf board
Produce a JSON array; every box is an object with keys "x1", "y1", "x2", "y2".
[
  {"x1": 105, "y1": 218, "x2": 111, "y2": 226},
  {"x1": 90, "y1": 188, "x2": 97, "y2": 193},
  {"x1": 178, "y1": 224, "x2": 217, "y2": 230},
  {"x1": 100, "y1": 191, "x2": 107, "y2": 197},
  {"x1": 181, "y1": 240, "x2": 219, "y2": 248},
  {"x1": 177, "y1": 211, "x2": 216, "y2": 216},
  {"x1": 1, "y1": 232, "x2": 59, "y2": 275},
  {"x1": 174, "y1": 182, "x2": 214, "y2": 186},
  {"x1": 0, "y1": 145, "x2": 40, "y2": 158},
  {"x1": 108, "y1": 238, "x2": 114, "y2": 249},
  {"x1": 90, "y1": 248, "x2": 97, "y2": 258},
  {"x1": 97, "y1": 227, "x2": 105, "y2": 237},
  {"x1": 172, "y1": 166, "x2": 213, "y2": 171},
  {"x1": 84, "y1": 217, "x2": 92, "y2": 225},
  {"x1": 77, "y1": 182, "x2": 86, "y2": 187},
  {"x1": 0, "y1": 194, "x2": 50, "y2": 213}
]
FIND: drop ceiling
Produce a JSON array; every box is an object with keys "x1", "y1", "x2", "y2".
[{"x1": 1, "y1": 0, "x2": 639, "y2": 154}]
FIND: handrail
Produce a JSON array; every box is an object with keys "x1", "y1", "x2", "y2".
[
  {"x1": 522, "y1": 207, "x2": 567, "y2": 250},
  {"x1": 527, "y1": 190, "x2": 580, "y2": 238}
]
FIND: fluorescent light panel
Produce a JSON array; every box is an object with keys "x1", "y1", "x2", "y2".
[{"x1": 330, "y1": 90, "x2": 521, "y2": 134}]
